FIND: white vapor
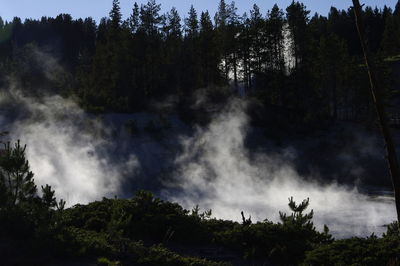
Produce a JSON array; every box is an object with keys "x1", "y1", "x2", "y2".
[
  {"x1": 0, "y1": 70, "x2": 396, "y2": 238},
  {"x1": 165, "y1": 100, "x2": 396, "y2": 238},
  {"x1": 0, "y1": 89, "x2": 139, "y2": 205}
]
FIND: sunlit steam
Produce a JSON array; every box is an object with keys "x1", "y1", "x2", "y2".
[
  {"x1": 165, "y1": 100, "x2": 396, "y2": 238},
  {"x1": 0, "y1": 89, "x2": 139, "y2": 205},
  {"x1": 0, "y1": 82, "x2": 396, "y2": 238}
]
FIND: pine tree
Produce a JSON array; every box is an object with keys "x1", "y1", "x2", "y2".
[
  {"x1": 279, "y1": 197, "x2": 314, "y2": 229},
  {"x1": 268, "y1": 4, "x2": 285, "y2": 72},
  {"x1": 181, "y1": 6, "x2": 201, "y2": 92},
  {"x1": 109, "y1": 0, "x2": 122, "y2": 30},
  {"x1": 200, "y1": 11, "x2": 220, "y2": 87},
  {"x1": 185, "y1": 5, "x2": 199, "y2": 38},
  {"x1": 392, "y1": 1, "x2": 400, "y2": 55},
  {"x1": 381, "y1": 14, "x2": 400, "y2": 56},
  {"x1": 129, "y1": 2, "x2": 140, "y2": 33},
  {"x1": 0, "y1": 141, "x2": 36, "y2": 207},
  {"x1": 131, "y1": 0, "x2": 165, "y2": 98},
  {"x1": 166, "y1": 7, "x2": 182, "y2": 38},
  {"x1": 286, "y1": 1, "x2": 310, "y2": 71},
  {"x1": 315, "y1": 34, "x2": 350, "y2": 119},
  {"x1": 249, "y1": 4, "x2": 265, "y2": 75},
  {"x1": 139, "y1": 0, "x2": 162, "y2": 36},
  {"x1": 395, "y1": 0, "x2": 400, "y2": 17},
  {"x1": 237, "y1": 12, "x2": 253, "y2": 90},
  {"x1": 214, "y1": 0, "x2": 230, "y2": 81},
  {"x1": 226, "y1": 1, "x2": 240, "y2": 87},
  {"x1": 162, "y1": 7, "x2": 182, "y2": 95},
  {"x1": 286, "y1": 1, "x2": 311, "y2": 112},
  {"x1": 215, "y1": 0, "x2": 228, "y2": 28}
]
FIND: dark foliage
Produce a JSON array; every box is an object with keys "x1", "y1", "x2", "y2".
[
  {"x1": 0, "y1": 1, "x2": 398, "y2": 126},
  {"x1": 303, "y1": 232, "x2": 400, "y2": 265}
]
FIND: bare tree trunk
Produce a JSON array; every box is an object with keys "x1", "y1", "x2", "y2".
[
  {"x1": 332, "y1": 75, "x2": 338, "y2": 120},
  {"x1": 352, "y1": 0, "x2": 400, "y2": 224},
  {"x1": 233, "y1": 53, "x2": 238, "y2": 88},
  {"x1": 225, "y1": 54, "x2": 229, "y2": 81}
]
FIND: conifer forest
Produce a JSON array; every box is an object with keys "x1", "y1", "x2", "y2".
[{"x1": 1, "y1": 0, "x2": 400, "y2": 265}]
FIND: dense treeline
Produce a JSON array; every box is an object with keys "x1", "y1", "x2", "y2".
[{"x1": 0, "y1": 0, "x2": 400, "y2": 120}]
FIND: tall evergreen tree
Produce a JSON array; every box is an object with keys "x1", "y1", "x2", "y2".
[
  {"x1": 165, "y1": 7, "x2": 182, "y2": 38},
  {"x1": 286, "y1": 1, "x2": 310, "y2": 71},
  {"x1": 267, "y1": 4, "x2": 285, "y2": 72},
  {"x1": 139, "y1": 0, "x2": 162, "y2": 36},
  {"x1": 162, "y1": 7, "x2": 182, "y2": 94},
  {"x1": 214, "y1": 0, "x2": 230, "y2": 81},
  {"x1": 381, "y1": 13, "x2": 400, "y2": 56},
  {"x1": 181, "y1": 6, "x2": 201, "y2": 92},
  {"x1": 395, "y1": 0, "x2": 400, "y2": 17},
  {"x1": 200, "y1": 11, "x2": 220, "y2": 87},
  {"x1": 129, "y1": 2, "x2": 140, "y2": 33},
  {"x1": 0, "y1": 141, "x2": 36, "y2": 207},
  {"x1": 137, "y1": 0, "x2": 164, "y2": 97},
  {"x1": 109, "y1": 0, "x2": 122, "y2": 30},
  {"x1": 249, "y1": 4, "x2": 265, "y2": 75},
  {"x1": 215, "y1": 0, "x2": 229, "y2": 28},
  {"x1": 185, "y1": 5, "x2": 199, "y2": 38},
  {"x1": 226, "y1": 1, "x2": 240, "y2": 87},
  {"x1": 286, "y1": 1, "x2": 313, "y2": 113},
  {"x1": 263, "y1": 4, "x2": 286, "y2": 105},
  {"x1": 237, "y1": 13, "x2": 252, "y2": 90},
  {"x1": 315, "y1": 34, "x2": 350, "y2": 119}
]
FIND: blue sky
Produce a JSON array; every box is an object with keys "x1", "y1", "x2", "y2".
[{"x1": 0, "y1": 0, "x2": 397, "y2": 23}]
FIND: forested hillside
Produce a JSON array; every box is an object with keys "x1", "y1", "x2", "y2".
[{"x1": 0, "y1": 0, "x2": 399, "y2": 123}]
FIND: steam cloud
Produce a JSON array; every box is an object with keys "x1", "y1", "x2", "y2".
[
  {"x1": 166, "y1": 100, "x2": 396, "y2": 238},
  {"x1": 0, "y1": 88, "x2": 139, "y2": 205},
  {"x1": 0, "y1": 83, "x2": 396, "y2": 238}
]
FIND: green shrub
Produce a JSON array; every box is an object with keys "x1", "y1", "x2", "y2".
[
  {"x1": 385, "y1": 221, "x2": 400, "y2": 237},
  {"x1": 63, "y1": 191, "x2": 214, "y2": 244},
  {"x1": 54, "y1": 226, "x2": 117, "y2": 257},
  {"x1": 135, "y1": 244, "x2": 230, "y2": 266},
  {"x1": 303, "y1": 235, "x2": 400, "y2": 265},
  {"x1": 216, "y1": 197, "x2": 333, "y2": 265},
  {"x1": 0, "y1": 141, "x2": 64, "y2": 239},
  {"x1": 97, "y1": 257, "x2": 121, "y2": 266}
]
